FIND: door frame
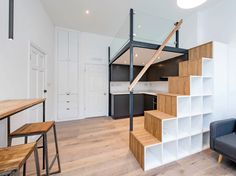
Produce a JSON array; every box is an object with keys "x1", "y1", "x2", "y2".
[{"x1": 83, "y1": 63, "x2": 108, "y2": 117}]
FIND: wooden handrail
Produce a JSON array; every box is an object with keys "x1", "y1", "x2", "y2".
[{"x1": 128, "y1": 19, "x2": 183, "y2": 91}]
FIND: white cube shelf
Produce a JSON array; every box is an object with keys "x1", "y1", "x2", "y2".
[
  {"x1": 178, "y1": 137, "x2": 191, "y2": 159},
  {"x1": 202, "y1": 58, "x2": 214, "y2": 77},
  {"x1": 203, "y1": 114, "x2": 212, "y2": 132},
  {"x1": 202, "y1": 132, "x2": 210, "y2": 150},
  {"x1": 191, "y1": 134, "x2": 202, "y2": 154},
  {"x1": 191, "y1": 115, "x2": 203, "y2": 135},
  {"x1": 162, "y1": 119, "x2": 177, "y2": 143},
  {"x1": 163, "y1": 141, "x2": 177, "y2": 164},
  {"x1": 177, "y1": 96, "x2": 191, "y2": 117},
  {"x1": 203, "y1": 96, "x2": 213, "y2": 114},
  {"x1": 203, "y1": 78, "x2": 213, "y2": 95},
  {"x1": 191, "y1": 96, "x2": 203, "y2": 116},
  {"x1": 190, "y1": 76, "x2": 202, "y2": 96},
  {"x1": 178, "y1": 117, "x2": 191, "y2": 139},
  {"x1": 145, "y1": 144, "x2": 162, "y2": 171}
]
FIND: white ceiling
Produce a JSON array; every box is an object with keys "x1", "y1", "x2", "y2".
[
  {"x1": 41, "y1": 0, "x2": 221, "y2": 37},
  {"x1": 113, "y1": 48, "x2": 183, "y2": 66}
]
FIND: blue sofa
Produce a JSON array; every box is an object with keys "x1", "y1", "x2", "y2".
[{"x1": 210, "y1": 118, "x2": 236, "y2": 163}]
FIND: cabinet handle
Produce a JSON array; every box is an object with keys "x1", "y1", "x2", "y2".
[
  {"x1": 66, "y1": 92, "x2": 70, "y2": 95},
  {"x1": 66, "y1": 108, "x2": 70, "y2": 110},
  {"x1": 66, "y1": 101, "x2": 70, "y2": 103}
]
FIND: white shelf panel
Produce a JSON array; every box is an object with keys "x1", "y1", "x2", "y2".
[
  {"x1": 202, "y1": 132, "x2": 210, "y2": 150},
  {"x1": 203, "y1": 114, "x2": 212, "y2": 132},
  {"x1": 191, "y1": 134, "x2": 203, "y2": 154},
  {"x1": 203, "y1": 96, "x2": 213, "y2": 114},
  {"x1": 163, "y1": 141, "x2": 177, "y2": 164},
  {"x1": 191, "y1": 115, "x2": 203, "y2": 135},
  {"x1": 177, "y1": 97, "x2": 191, "y2": 117},
  {"x1": 145, "y1": 144, "x2": 162, "y2": 171},
  {"x1": 190, "y1": 76, "x2": 202, "y2": 96},
  {"x1": 202, "y1": 58, "x2": 214, "y2": 77},
  {"x1": 178, "y1": 117, "x2": 191, "y2": 139},
  {"x1": 178, "y1": 137, "x2": 191, "y2": 159},
  {"x1": 191, "y1": 96, "x2": 203, "y2": 116},
  {"x1": 162, "y1": 119, "x2": 177, "y2": 143}
]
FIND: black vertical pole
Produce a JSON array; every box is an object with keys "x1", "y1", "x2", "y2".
[
  {"x1": 9, "y1": 0, "x2": 14, "y2": 40},
  {"x1": 175, "y1": 22, "x2": 179, "y2": 48},
  {"x1": 129, "y1": 9, "x2": 134, "y2": 132},
  {"x1": 108, "y1": 47, "x2": 111, "y2": 116}
]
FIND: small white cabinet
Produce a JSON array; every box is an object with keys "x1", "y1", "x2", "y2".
[{"x1": 56, "y1": 28, "x2": 79, "y2": 121}]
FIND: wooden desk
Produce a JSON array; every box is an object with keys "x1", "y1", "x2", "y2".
[{"x1": 0, "y1": 98, "x2": 46, "y2": 146}]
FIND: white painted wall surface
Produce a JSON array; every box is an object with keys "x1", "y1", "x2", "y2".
[
  {"x1": 197, "y1": 0, "x2": 236, "y2": 117},
  {"x1": 0, "y1": 0, "x2": 54, "y2": 146}
]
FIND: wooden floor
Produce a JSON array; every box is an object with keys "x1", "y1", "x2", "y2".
[{"x1": 26, "y1": 116, "x2": 236, "y2": 176}]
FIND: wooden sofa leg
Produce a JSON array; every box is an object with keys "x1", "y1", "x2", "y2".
[{"x1": 218, "y1": 154, "x2": 223, "y2": 163}]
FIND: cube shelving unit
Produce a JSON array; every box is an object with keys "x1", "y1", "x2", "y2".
[
  {"x1": 191, "y1": 134, "x2": 203, "y2": 154},
  {"x1": 178, "y1": 137, "x2": 191, "y2": 159},
  {"x1": 145, "y1": 144, "x2": 162, "y2": 170},
  {"x1": 203, "y1": 114, "x2": 212, "y2": 132},
  {"x1": 202, "y1": 132, "x2": 210, "y2": 149},
  {"x1": 191, "y1": 96, "x2": 203, "y2": 116},
  {"x1": 163, "y1": 141, "x2": 177, "y2": 164},
  {"x1": 190, "y1": 76, "x2": 203, "y2": 96},
  {"x1": 191, "y1": 115, "x2": 203, "y2": 135},
  {"x1": 177, "y1": 96, "x2": 191, "y2": 117},
  {"x1": 178, "y1": 117, "x2": 191, "y2": 139},
  {"x1": 162, "y1": 119, "x2": 177, "y2": 143}
]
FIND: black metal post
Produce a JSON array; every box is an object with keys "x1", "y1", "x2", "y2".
[
  {"x1": 42, "y1": 100, "x2": 46, "y2": 169},
  {"x1": 9, "y1": 0, "x2": 14, "y2": 40},
  {"x1": 129, "y1": 9, "x2": 134, "y2": 132},
  {"x1": 175, "y1": 22, "x2": 179, "y2": 48},
  {"x1": 108, "y1": 47, "x2": 111, "y2": 116},
  {"x1": 7, "y1": 117, "x2": 11, "y2": 146}
]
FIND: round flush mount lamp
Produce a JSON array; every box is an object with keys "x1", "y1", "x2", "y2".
[{"x1": 177, "y1": 0, "x2": 207, "y2": 9}]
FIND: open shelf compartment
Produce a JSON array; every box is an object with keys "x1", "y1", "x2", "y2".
[
  {"x1": 191, "y1": 96, "x2": 203, "y2": 116},
  {"x1": 145, "y1": 144, "x2": 162, "y2": 171},
  {"x1": 191, "y1": 134, "x2": 203, "y2": 154},
  {"x1": 178, "y1": 117, "x2": 191, "y2": 139},
  {"x1": 177, "y1": 96, "x2": 190, "y2": 117},
  {"x1": 190, "y1": 76, "x2": 202, "y2": 96},
  {"x1": 203, "y1": 114, "x2": 212, "y2": 132},
  {"x1": 162, "y1": 119, "x2": 177, "y2": 143},
  {"x1": 203, "y1": 96, "x2": 213, "y2": 114},
  {"x1": 163, "y1": 141, "x2": 177, "y2": 164},
  {"x1": 191, "y1": 115, "x2": 203, "y2": 135},
  {"x1": 202, "y1": 58, "x2": 214, "y2": 77},
  {"x1": 178, "y1": 137, "x2": 191, "y2": 159},
  {"x1": 202, "y1": 132, "x2": 210, "y2": 150},
  {"x1": 203, "y1": 77, "x2": 213, "y2": 95}
]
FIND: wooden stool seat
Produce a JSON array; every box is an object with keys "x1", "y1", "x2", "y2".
[
  {"x1": 0, "y1": 143, "x2": 40, "y2": 175},
  {"x1": 10, "y1": 121, "x2": 55, "y2": 137}
]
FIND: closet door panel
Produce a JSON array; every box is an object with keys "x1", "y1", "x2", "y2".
[
  {"x1": 69, "y1": 32, "x2": 78, "y2": 61},
  {"x1": 58, "y1": 61, "x2": 68, "y2": 94},
  {"x1": 68, "y1": 61, "x2": 78, "y2": 94},
  {"x1": 57, "y1": 30, "x2": 69, "y2": 60}
]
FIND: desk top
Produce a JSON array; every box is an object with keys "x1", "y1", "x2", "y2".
[{"x1": 0, "y1": 99, "x2": 45, "y2": 120}]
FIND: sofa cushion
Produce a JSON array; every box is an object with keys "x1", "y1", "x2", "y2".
[{"x1": 215, "y1": 133, "x2": 236, "y2": 159}]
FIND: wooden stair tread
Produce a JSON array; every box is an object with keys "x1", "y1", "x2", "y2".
[
  {"x1": 157, "y1": 92, "x2": 184, "y2": 97},
  {"x1": 0, "y1": 143, "x2": 36, "y2": 173},
  {"x1": 145, "y1": 110, "x2": 175, "y2": 120},
  {"x1": 10, "y1": 121, "x2": 55, "y2": 136},
  {"x1": 131, "y1": 129, "x2": 161, "y2": 147}
]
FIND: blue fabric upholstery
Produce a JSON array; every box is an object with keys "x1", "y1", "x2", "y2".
[{"x1": 210, "y1": 118, "x2": 236, "y2": 162}]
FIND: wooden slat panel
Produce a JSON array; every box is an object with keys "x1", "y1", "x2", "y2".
[
  {"x1": 171, "y1": 96, "x2": 177, "y2": 116},
  {"x1": 157, "y1": 94, "x2": 177, "y2": 116},
  {"x1": 165, "y1": 95, "x2": 172, "y2": 115},
  {"x1": 158, "y1": 94, "x2": 166, "y2": 112},
  {"x1": 189, "y1": 42, "x2": 213, "y2": 60}
]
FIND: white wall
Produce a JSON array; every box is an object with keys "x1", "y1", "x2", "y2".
[
  {"x1": 197, "y1": 0, "x2": 236, "y2": 117},
  {"x1": 0, "y1": 0, "x2": 54, "y2": 146}
]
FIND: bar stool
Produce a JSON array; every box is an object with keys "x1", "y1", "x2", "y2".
[
  {"x1": 0, "y1": 143, "x2": 40, "y2": 176},
  {"x1": 9, "y1": 121, "x2": 61, "y2": 176}
]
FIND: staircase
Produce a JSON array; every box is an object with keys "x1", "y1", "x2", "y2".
[{"x1": 129, "y1": 42, "x2": 214, "y2": 171}]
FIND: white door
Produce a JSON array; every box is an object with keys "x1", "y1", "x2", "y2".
[
  {"x1": 84, "y1": 64, "x2": 108, "y2": 117},
  {"x1": 29, "y1": 45, "x2": 46, "y2": 122}
]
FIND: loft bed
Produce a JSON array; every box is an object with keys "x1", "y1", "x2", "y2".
[{"x1": 108, "y1": 9, "x2": 189, "y2": 127}]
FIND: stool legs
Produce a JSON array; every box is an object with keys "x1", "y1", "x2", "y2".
[
  {"x1": 34, "y1": 145, "x2": 41, "y2": 176},
  {"x1": 43, "y1": 133, "x2": 49, "y2": 176},
  {"x1": 53, "y1": 124, "x2": 61, "y2": 173}
]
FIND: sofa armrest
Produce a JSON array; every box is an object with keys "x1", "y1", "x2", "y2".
[{"x1": 210, "y1": 118, "x2": 236, "y2": 149}]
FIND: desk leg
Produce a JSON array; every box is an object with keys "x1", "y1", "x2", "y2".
[
  {"x1": 43, "y1": 100, "x2": 46, "y2": 169},
  {"x1": 7, "y1": 117, "x2": 11, "y2": 147}
]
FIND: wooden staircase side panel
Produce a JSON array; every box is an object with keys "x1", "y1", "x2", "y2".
[
  {"x1": 144, "y1": 112, "x2": 162, "y2": 141},
  {"x1": 168, "y1": 77, "x2": 190, "y2": 95},
  {"x1": 157, "y1": 94, "x2": 177, "y2": 116},
  {"x1": 129, "y1": 132, "x2": 145, "y2": 169},
  {"x1": 189, "y1": 42, "x2": 213, "y2": 61},
  {"x1": 179, "y1": 59, "x2": 202, "y2": 76}
]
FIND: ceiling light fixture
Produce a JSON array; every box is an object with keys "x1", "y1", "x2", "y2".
[
  {"x1": 85, "y1": 10, "x2": 90, "y2": 14},
  {"x1": 135, "y1": 54, "x2": 138, "y2": 57},
  {"x1": 138, "y1": 25, "x2": 142, "y2": 29},
  {"x1": 177, "y1": 0, "x2": 207, "y2": 9}
]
